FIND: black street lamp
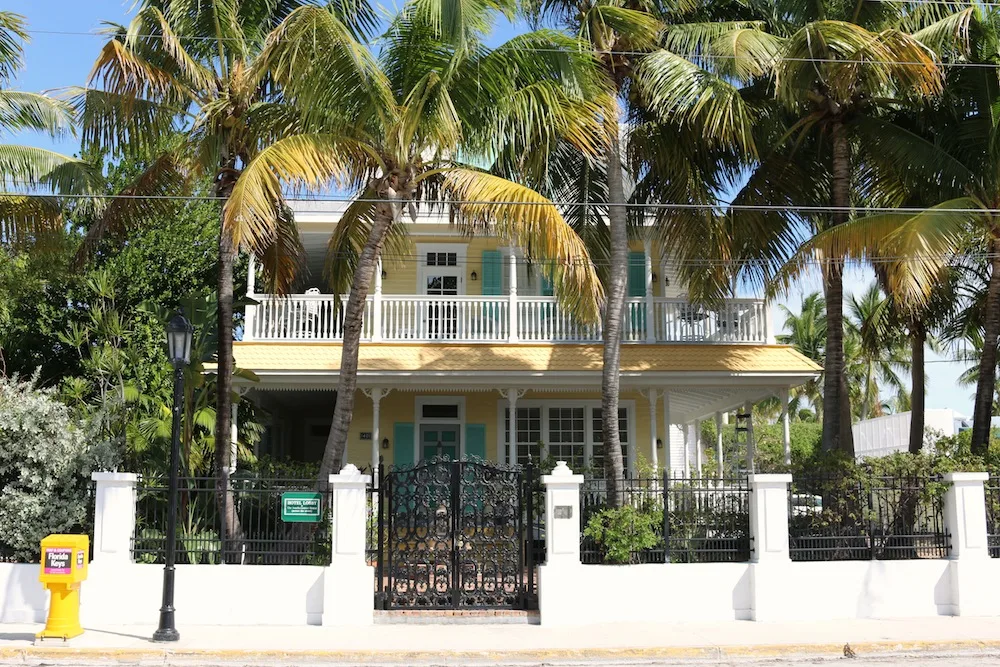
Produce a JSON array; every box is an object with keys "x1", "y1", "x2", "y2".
[{"x1": 152, "y1": 311, "x2": 193, "y2": 643}]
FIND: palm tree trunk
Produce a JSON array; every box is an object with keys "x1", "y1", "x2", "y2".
[
  {"x1": 822, "y1": 117, "x2": 855, "y2": 456},
  {"x1": 319, "y1": 200, "x2": 394, "y2": 482},
  {"x1": 971, "y1": 235, "x2": 1000, "y2": 455},
  {"x1": 214, "y1": 176, "x2": 243, "y2": 562},
  {"x1": 909, "y1": 324, "x2": 926, "y2": 454},
  {"x1": 602, "y1": 115, "x2": 627, "y2": 507}
]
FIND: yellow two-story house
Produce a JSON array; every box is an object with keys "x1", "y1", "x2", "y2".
[{"x1": 233, "y1": 202, "x2": 819, "y2": 476}]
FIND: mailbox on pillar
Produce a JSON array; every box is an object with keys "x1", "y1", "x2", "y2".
[{"x1": 37, "y1": 534, "x2": 89, "y2": 641}]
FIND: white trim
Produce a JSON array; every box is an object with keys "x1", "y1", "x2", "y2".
[
  {"x1": 415, "y1": 243, "x2": 468, "y2": 295},
  {"x1": 495, "y1": 399, "x2": 636, "y2": 475},
  {"x1": 415, "y1": 395, "x2": 466, "y2": 461}
]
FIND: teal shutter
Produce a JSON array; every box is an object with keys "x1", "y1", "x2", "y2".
[
  {"x1": 393, "y1": 422, "x2": 415, "y2": 466},
  {"x1": 481, "y1": 250, "x2": 502, "y2": 295},
  {"x1": 465, "y1": 424, "x2": 487, "y2": 460},
  {"x1": 540, "y1": 262, "x2": 554, "y2": 296},
  {"x1": 627, "y1": 251, "x2": 646, "y2": 297}
]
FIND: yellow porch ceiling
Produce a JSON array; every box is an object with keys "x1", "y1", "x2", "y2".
[{"x1": 232, "y1": 343, "x2": 820, "y2": 374}]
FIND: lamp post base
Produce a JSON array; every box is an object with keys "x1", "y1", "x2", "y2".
[{"x1": 152, "y1": 626, "x2": 180, "y2": 642}]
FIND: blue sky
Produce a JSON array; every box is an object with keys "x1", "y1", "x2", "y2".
[{"x1": 6, "y1": 1, "x2": 973, "y2": 416}]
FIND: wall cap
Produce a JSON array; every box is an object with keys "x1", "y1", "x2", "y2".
[
  {"x1": 749, "y1": 474, "x2": 792, "y2": 484},
  {"x1": 91, "y1": 472, "x2": 139, "y2": 482},
  {"x1": 942, "y1": 472, "x2": 990, "y2": 483},
  {"x1": 329, "y1": 465, "x2": 371, "y2": 487}
]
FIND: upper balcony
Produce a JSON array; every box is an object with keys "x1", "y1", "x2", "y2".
[
  {"x1": 244, "y1": 205, "x2": 775, "y2": 345},
  {"x1": 243, "y1": 294, "x2": 773, "y2": 344}
]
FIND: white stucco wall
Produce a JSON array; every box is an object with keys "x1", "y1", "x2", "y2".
[
  {"x1": 0, "y1": 563, "x2": 47, "y2": 623},
  {"x1": 539, "y1": 562, "x2": 753, "y2": 626},
  {"x1": 1, "y1": 562, "x2": 373, "y2": 627}
]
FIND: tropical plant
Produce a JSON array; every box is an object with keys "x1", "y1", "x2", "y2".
[
  {"x1": 520, "y1": 0, "x2": 770, "y2": 505},
  {"x1": 724, "y1": 3, "x2": 948, "y2": 456},
  {"x1": 77, "y1": 0, "x2": 353, "y2": 552},
  {"x1": 231, "y1": 3, "x2": 608, "y2": 482},
  {"x1": 0, "y1": 11, "x2": 96, "y2": 254},
  {"x1": 845, "y1": 283, "x2": 911, "y2": 422},
  {"x1": 776, "y1": 292, "x2": 826, "y2": 418}
]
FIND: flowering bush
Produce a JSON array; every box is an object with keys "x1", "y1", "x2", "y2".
[{"x1": 0, "y1": 374, "x2": 114, "y2": 561}]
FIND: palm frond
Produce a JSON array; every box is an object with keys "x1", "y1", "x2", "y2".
[
  {"x1": 0, "y1": 11, "x2": 27, "y2": 84},
  {"x1": 0, "y1": 193, "x2": 62, "y2": 249},
  {"x1": 0, "y1": 91, "x2": 75, "y2": 137},
  {"x1": 443, "y1": 168, "x2": 603, "y2": 322}
]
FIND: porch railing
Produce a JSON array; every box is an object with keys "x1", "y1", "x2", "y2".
[{"x1": 245, "y1": 294, "x2": 772, "y2": 344}]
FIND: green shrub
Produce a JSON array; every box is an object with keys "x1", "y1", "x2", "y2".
[
  {"x1": 0, "y1": 374, "x2": 115, "y2": 561},
  {"x1": 583, "y1": 505, "x2": 663, "y2": 564}
]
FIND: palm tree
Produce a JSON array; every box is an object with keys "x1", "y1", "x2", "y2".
[
  {"x1": 1, "y1": 11, "x2": 93, "y2": 250},
  {"x1": 728, "y1": 3, "x2": 946, "y2": 456},
  {"x1": 776, "y1": 292, "x2": 826, "y2": 419},
  {"x1": 229, "y1": 3, "x2": 607, "y2": 481},
  {"x1": 520, "y1": 0, "x2": 770, "y2": 502},
  {"x1": 845, "y1": 284, "x2": 910, "y2": 422},
  {"x1": 77, "y1": 0, "x2": 352, "y2": 555}
]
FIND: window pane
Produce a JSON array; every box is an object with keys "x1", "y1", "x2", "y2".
[{"x1": 422, "y1": 404, "x2": 459, "y2": 419}]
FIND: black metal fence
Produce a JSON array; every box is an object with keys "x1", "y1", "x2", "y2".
[
  {"x1": 987, "y1": 474, "x2": 1000, "y2": 558},
  {"x1": 132, "y1": 477, "x2": 331, "y2": 565},
  {"x1": 580, "y1": 474, "x2": 751, "y2": 564},
  {"x1": 788, "y1": 473, "x2": 951, "y2": 561}
]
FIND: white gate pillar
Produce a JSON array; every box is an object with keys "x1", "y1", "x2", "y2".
[
  {"x1": 749, "y1": 473, "x2": 792, "y2": 622},
  {"x1": 538, "y1": 461, "x2": 585, "y2": 626},
  {"x1": 943, "y1": 472, "x2": 995, "y2": 616},
  {"x1": 90, "y1": 472, "x2": 139, "y2": 564},
  {"x1": 324, "y1": 465, "x2": 374, "y2": 626}
]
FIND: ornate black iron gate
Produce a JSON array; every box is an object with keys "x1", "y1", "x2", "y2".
[{"x1": 375, "y1": 458, "x2": 536, "y2": 609}]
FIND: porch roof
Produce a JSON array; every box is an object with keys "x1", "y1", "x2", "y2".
[{"x1": 231, "y1": 342, "x2": 819, "y2": 378}]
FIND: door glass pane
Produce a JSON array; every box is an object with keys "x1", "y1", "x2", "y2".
[
  {"x1": 427, "y1": 276, "x2": 442, "y2": 292},
  {"x1": 443, "y1": 276, "x2": 458, "y2": 293}
]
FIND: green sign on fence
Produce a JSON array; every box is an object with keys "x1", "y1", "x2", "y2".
[{"x1": 281, "y1": 492, "x2": 323, "y2": 523}]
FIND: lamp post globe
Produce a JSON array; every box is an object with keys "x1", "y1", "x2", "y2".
[{"x1": 153, "y1": 310, "x2": 193, "y2": 642}]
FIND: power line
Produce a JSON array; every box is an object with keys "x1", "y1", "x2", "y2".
[
  {"x1": 4, "y1": 189, "x2": 1000, "y2": 215},
  {"x1": 18, "y1": 28, "x2": 1000, "y2": 70}
]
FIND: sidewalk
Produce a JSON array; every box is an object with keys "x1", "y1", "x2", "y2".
[{"x1": 3, "y1": 617, "x2": 1000, "y2": 663}]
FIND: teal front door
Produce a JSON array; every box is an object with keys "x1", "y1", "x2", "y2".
[{"x1": 420, "y1": 425, "x2": 459, "y2": 460}]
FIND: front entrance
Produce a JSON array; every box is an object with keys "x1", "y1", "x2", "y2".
[
  {"x1": 375, "y1": 458, "x2": 536, "y2": 609},
  {"x1": 420, "y1": 425, "x2": 459, "y2": 461}
]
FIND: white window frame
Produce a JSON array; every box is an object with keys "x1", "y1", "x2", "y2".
[
  {"x1": 415, "y1": 395, "x2": 466, "y2": 461},
  {"x1": 495, "y1": 399, "x2": 636, "y2": 475},
  {"x1": 416, "y1": 243, "x2": 468, "y2": 295}
]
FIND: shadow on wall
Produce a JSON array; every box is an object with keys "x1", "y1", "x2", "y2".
[{"x1": 0, "y1": 563, "x2": 47, "y2": 623}]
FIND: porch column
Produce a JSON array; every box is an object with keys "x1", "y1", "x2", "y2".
[
  {"x1": 372, "y1": 258, "x2": 384, "y2": 341},
  {"x1": 230, "y1": 402, "x2": 239, "y2": 473},
  {"x1": 504, "y1": 388, "x2": 526, "y2": 466},
  {"x1": 244, "y1": 256, "x2": 257, "y2": 340},
  {"x1": 644, "y1": 240, "x2": 655, "y2": 343},
  {"x1": 694, "y1": 419, "x2": 702, "y2": 476},
  {"x1": 682, "y1": 423, "x2": 691, "y2": 478},
  {"x1": 508, "y1": 251, "x2": 519, "y2": 343},
  {"x1": 661, "y1": 390, "x2": 672, "y2": 478},
  {"x1": 644, "y1": 389, "x2": 659, "y2": 471},
  {"x1": 745, "y1": 404, "x2": 756, "y2": 472},
  {"x1": 780, "y1": 387, "x2": 791, "y2": 465},
  {"x1": 715, "y1": 411, "x2": 724, "y2": 479},
  {"x1": 363, "y1": 388, "x2": 390, "y2": 473}
]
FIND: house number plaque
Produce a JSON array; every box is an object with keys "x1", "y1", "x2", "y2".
[{"x1": 554, "y1": 505, "x2": 573, "y2": 519}]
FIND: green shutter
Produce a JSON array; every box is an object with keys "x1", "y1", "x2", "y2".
[
  {"x1": 481, "y1": 250, "x2": 502, "y2": 296},
  {"x1": 465, "y1": 424, "x2": 487, "y2": 460},
  {"x1": 393, "y1": 422, "x2": 415, "y2": 466},
  {"x1": 627, "y1": 251, "x2": 646, "y2": 297}
]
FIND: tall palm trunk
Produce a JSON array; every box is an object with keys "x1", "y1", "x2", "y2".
[
  {"x1": 320, "y1": 195, "x2": 396, "y2": 482},
  {"x1": 602, "y1": 114, "x2": 627, "y2": 507},
  {"x1": 822, "y1": 117, "x2": 855, "y2": 456},
  {"x1": 971, "y1": 234, "x2": 1000, "y2": 455},
  {"x1": 214, "y1": 169, "x2": 243, "y2": 562},
  {"x1": 909, "y1": 323, "x2": 926, "y2": 454}
]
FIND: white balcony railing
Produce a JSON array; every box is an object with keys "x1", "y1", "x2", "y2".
[{"x1": 244, "y1": 294, "x2": 771, "y2": 344}]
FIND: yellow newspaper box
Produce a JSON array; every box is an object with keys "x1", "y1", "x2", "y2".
[{"x1": 37, "y1": 534, "x2": 88, "y2": 640}]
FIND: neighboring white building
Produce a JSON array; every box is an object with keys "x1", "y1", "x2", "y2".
[{"x1": 852, "y1": 409, "x2": 971, "y2": 459}]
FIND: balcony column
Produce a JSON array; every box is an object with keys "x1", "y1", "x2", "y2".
[
  {"x1": 363, "y1": 388, "x2": 390, "y2": 473},
  {"x1": 780, "y1": 387, "x2": 791, "y2": 465},
  {"x1": 644, "y1": 389, "x2": 659, "y2": 471},
  {"x1": 508, "y1": 251, "x2": 519, "y2": 343},
  {"x1": 504, "y1": 388, "x2": 526, "y2": 466},
  {"x1": 644, "y1": 240, "x2": 655, "y2": 343},
  {"x1": 661, "y1": 390, "x2": 672, "y2": 478},
  {"x1": 372, "y1": 258, "x2": 384, "y2": 342},
  {"x1": 244, "y1": 255, "x2": 257, "y2": 341},
  {"x1": 715, "y1": 411, "x2": 724, "y2": 479}
]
